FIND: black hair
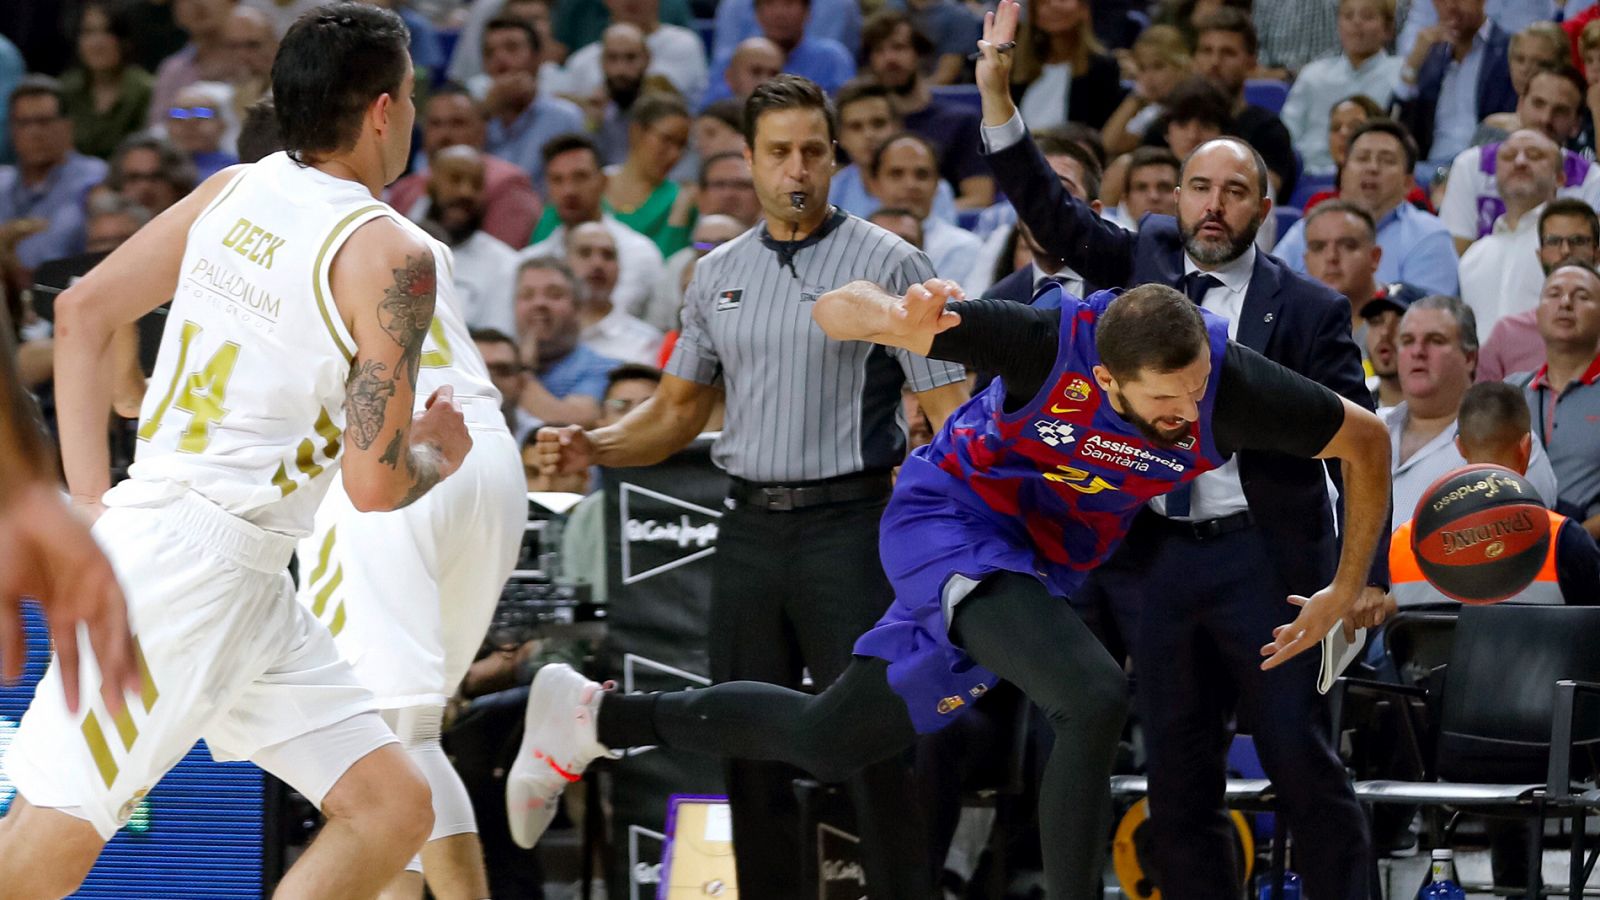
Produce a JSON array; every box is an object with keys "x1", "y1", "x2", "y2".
[
  {"x1": 606, "y1": 363, "x2": 663, "y2": 393},
  {"x1": 698, "y1": 149, "x2": 747, "y2": 187},
  {"x1": 1458, "y1": 382, "x2": 1532, "y2": 448},
  {"x1": 1096, "y1": 283, "x2": 1210, "y2": 381},
  {"x1": 1035, "y1": 128, "x2": 1104, "y2": 201},
  {"x1": 8, "y1": 75, "x2": 67, "y2": 119},
  {"x1": 237, "y1": 96, "x2": 283, "y2": 164},
  {"x1": 1162, "y1": 76, "x2": 1233, "y2": 131},
  {"x1": 1303, "y1": 198, "x2": 1378, "y2": 240},
  {"x1": 1193, "y1": 7, "x2": 1258, "y2": 56},
  {"x1": 1539, "y1": 197, "x2": 1600, "y2": 242},
  {"x1": 272, "y1": 3, "x2": 410, "y2": 160},
  {"x1": 1345, "y1": 118, "x2": 1420, "y2": 174},
  {"x1": 868, "y1": 130, "x2": 939, "y2": 179},
  {"x1": 1124, "y1": 145, "x2": 1181, "y2": 194},
  {"x1": 539, "y1": 131, "x2": 602, "y2": 169},
  {"x1": 484, "y1": 15, "x2": 541, "y2": 56},
  {"x1": 742, "y1": 74, "x2": 836, "y2": 147}
]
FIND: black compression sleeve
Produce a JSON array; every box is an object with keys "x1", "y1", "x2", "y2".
[
  {"x1": 1212, "y1": 342, "x2": 1346, "y2": 458},
  {"x1": 928, "y1": 300, "x2": 1061, "y2": 409}
]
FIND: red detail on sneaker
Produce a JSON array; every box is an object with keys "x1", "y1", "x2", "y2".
[{"x1": 545, "y1": 755, "x2": 582, "y2": 783}]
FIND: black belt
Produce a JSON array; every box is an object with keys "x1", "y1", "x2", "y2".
[
  {"x1": 728, "y1": 472, "x2": 892, "y2": 512},
  {"x1": 1149, "y1": 509, "x2": 1255, "y2": 541}
]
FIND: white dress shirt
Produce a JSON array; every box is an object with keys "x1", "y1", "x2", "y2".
[
  {"x1": 1458, "y1": 202, "x2": 1546, "y2": 344},
  {"x1": 1282, "y1": 51, "x2": 1402, "y2": 174},
  {"x1": 1381, "y1": 402, "x2": 1559, "y2": 531},
  {"x1": 447, "y1": 229, "x2": 520, "y2": 338},
  {"x1": 581, "y1": 304, "x2": 664, "y2": 366},
  {"x1": 1149, "y1": 246, "x2": 1257, "y2": 521},
  {"x1": 520, "y1": 215, "x2": 667, "y2": 320},
  {"x1": 923, "y1": 217, "x2": 984, "y2": 286}
]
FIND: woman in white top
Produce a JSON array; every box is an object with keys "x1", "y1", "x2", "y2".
[{"x1": 1010, "y1": 0, "x2": 1126, "y2": 131}]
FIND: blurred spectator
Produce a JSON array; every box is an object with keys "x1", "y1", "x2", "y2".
[
  {"x1": 711, "y1": 36, "x2": 784, "y2": 108},
  {"x1": 1301, "y1": 94, "x2": 1436, "y2": 213},
  {"x1": 472, "y1": 326, "x2": 542, "y2": 445},
  {"x1": 1186, "y1": 9, "x2": 1296, "y2": 199},
  {"x1": 1514, "y1": 262, "x2": 1600, "y2": 538},
  {"x1": 898, "y1": 0, "x2": 981, "y2": 86},
  {"x1": 523, "y1": 133, "x2": 666, "y2": 320},
  {"x1": 459, "y1": 0, "x2": 568, "y2": 101},
  {"x1": 61, "y1": 0, "x2": 154, "y2": 161},
  {"x1": 1439, "y1": 66, "x2": 1595, "y2": 251},
  {"x1": 1480, "y1": 198, "x2": 1600, "y2": 382},
  {"x1": 1475, "y1": 21, "x2": 1569, "y2": 143},
  {"x1": 234, "y1": 94, "x2": 277, "y2": 163},
  {"x1": 148, "y1": 0, "x2": 237, "y2": 130},
  {"x1": 422, "y1": 145, "x2": 520, "y2": 338},
  {"x1": 650, "y1": 212, "x2": 746, "y2": 333},
  {"x1": 238, "y1": 0, "x2": 320, "y2": 38},
  {"x1": 866, "y1": 132, "x2": 979, "y2": 282},
  {"x1": 867, "y1": 206, "x2": 925, "y2": 248},
  {"x1": 511, "y1": 256, "x2": 620, "y2": 427},
  {"x1": 558, "y1": 0, "x2": 708, "y2": 106},
  {"x1": 560, "y1": 362, "x2": 665, "y2": 601},
  {"x1": 1400, "y1": 0, "x2": 1564, "y2": 60},
  {"x1": 389, "y1": 83, "x2": 542, "y2": 249},
  {"x1": 1275, "y1": 120, "x2": 1460, "y2": 296},
  {"x1": 861, "y1": 12, "x2": 994, "y2": 208},
  {"x1": 104, "y1": 133, "x2": 195, "y2": 215},
  {"x1": 1579, "y1": 20, "x2": 1600, "y2": 156},
  {"x1": 589, "y1": 24, "x2": 653, "y2": 164},
  {"x1": 566, "y1": 221, "x2": 664, "y2": 364},
  {"x1": 1151, "y1": 0, "x2": 1251, "y2": 50},
  {"x1": 1282, "y1": 0, "x2": 1401, "y2": 176},
  {"x1": 124, "y1": 0, "x2": 187, "y2": 73},
  {"x1": 1361, "y1": 287, "x2": 1415, "y2": 411},
  {"x1": 602, "y1": 92, "x2": 695, "y2": 256},
  {"x1": 220, "y1": 6, "x2": 274, "y2": 120},
  {"x1": 1395, "y1": 0, "x2": 1517, "y2": 170},
  {"x1": 706, "y1": 0, "x2": 856, "y2": 102},
  {"x1": 165, "y1": 80, "x2": 237, "y2": 178},
  {"x1": 1102, "y1": 75, "x2": 1229, "y2": 208},
  {"x1": 696, "y1": 151, "x2": 760, "y2": 226},
  {"x1": 1460, "y1": 129, "x2": 1564, "y2": 341},
  {"x1": 552, "y1": 0, "x2": 695, "y2": 59},
  {"x1": 0, "y1": 33, "x2": 23, "y2": 167},
  {"x1": 482, "y1": 17, "x2": 587, "y2": 186},
  {"x1": 1383, "y1": 294, "x2": 1558, "y2": 531},
  {"x1": 1253, "y1": 0, "x2": 1340, "y2": 76},
  {"x1": 1102, "y1": 25, "x2": 1191, "y2": 157},
  {"x1": 84, "y1": 192, "x2": 150, "y2": 254},
  {"x1": 711, "y1": 0, "x2": 862, "y2": 65},
  {"x1": 1008, "y1": 0, "x2": 1127, "y2": 131},
  {"x1": 829, "y1": 81, "x2": 958, "y2": 222},
  {"x1": 1115, "y1": 145, "x2": 1180, "y2": 229},
  {"x1": 0, "y1": 77, "x2": 108, "y2": 273},
  {"x1": 690, "y1": 97, "x2": 745, "y2": 162}
]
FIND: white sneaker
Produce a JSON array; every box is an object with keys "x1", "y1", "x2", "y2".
[{"x1": 507, "y1": 663, "x2": 612, "y2": 849}]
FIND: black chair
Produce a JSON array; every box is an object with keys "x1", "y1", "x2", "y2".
[{"x1": 1341, "y1": 605, "x2": 1600, "y2": 899}]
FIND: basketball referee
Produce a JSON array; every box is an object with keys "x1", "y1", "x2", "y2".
[{"x1": 534, "y1": 75, "x2": 970, "y2": 899}]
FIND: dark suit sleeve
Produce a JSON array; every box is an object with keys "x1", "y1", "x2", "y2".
[
  {"x1": 981, "y1": 125, "x2": 1137, "y2": 290},
  {"x1": 1557, "y1": 518, "x2": 1600, "y2": 605},
  {"x1": 1300, "y1": 286, "x2": 1393, "y2": 589}
]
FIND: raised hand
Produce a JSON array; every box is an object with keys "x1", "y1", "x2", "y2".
[
  {"x1": 891, "y1": 279, "x2": 964, "y2": 339},
  {"x1": 976, "y1": 0, "x2": 1022, "y2": 123}
]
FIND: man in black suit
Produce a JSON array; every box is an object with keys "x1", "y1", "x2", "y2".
[
  {"x1": 982, "y1": 132, "x2": 1104, "y2": 307},
  {"x1": 974, "y1": 5, "x2": 1385, "y2": 898}
]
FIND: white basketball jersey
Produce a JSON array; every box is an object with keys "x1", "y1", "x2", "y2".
[
  {"x1": 396, "y1": 216, "x2": 500, "y2": 412},
  {"x1": 130, "y1": 154, "x2": 407, "y2": 536}
]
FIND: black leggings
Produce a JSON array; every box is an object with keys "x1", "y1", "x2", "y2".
[{"x1": 598, "y1": 571, "x2": 1129, "y2": 900}]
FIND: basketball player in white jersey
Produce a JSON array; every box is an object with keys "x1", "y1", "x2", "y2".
[
  {"x1": 290, "y1": 168, "x2": 526, "y2": 898},
  {"x1": 0, "y1": 7, "x2": 473, "y2": 897}
]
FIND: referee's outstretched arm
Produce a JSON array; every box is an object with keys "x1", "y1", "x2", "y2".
[
  {"x1": 533, "y1": 374, "x2": 720, "y2": 476},
  {"x1": 813, "y1": 279, "x2": 967, "y2": 356}
]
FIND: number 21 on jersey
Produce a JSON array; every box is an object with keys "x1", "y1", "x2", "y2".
[{"x1": 137, "y1": 320, "x2": 240, "y2": 453}]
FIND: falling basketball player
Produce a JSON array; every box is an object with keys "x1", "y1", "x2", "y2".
[
  {"x1": 519, "y1": 279, "x2": 1393, "y2": 900},
  {"x1": 0, "y1": 6, "x2": 475, "y2": 898}
]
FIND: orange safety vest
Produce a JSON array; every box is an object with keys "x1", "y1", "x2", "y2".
[{"x1": 1390, "y1": 509, "x2": 1566, "y2": 607}]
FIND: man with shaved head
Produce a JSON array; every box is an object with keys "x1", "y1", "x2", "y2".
[
  {"x1": 702, "y1": 0, "x2": 856, "y2": 104},
  {"x1": 589, "y1": 24, "x2": 651, "y2": 164},
  {"x1": 973, "y1": 3, "x2": 1381, "y2": 896},
  {"x1": 554, "y1": 0, "x2": 708, "y2": 102},
  {"x1": 1461, "y1": 128, "x2": 1566, "y2": 341},
  {"x1": 424, "y1": 145, "x2": 520, "y2": 338},
  {"x1": 717, "y1": 36, "x2": 784, "y2": 105}
]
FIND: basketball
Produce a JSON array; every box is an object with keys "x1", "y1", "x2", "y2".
[{"x1": 1410, "y1": 464, "x2": 1552, "y2": 604}]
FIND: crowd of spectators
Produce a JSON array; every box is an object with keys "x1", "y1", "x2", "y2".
[{"x1": 5, "y1": 0, "x2": 1600, "y2": 892}]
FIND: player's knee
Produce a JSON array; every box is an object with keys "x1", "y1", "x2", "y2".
[
  {"x1": 325, "y1": 749, "x2": 435, "y2": 851},
  {"x1": 1040, "y1": 659, "x2": 1129, "y2": 735},
  {"x1": 381, "y1": 765, "x2": 435, "y2": 852}
]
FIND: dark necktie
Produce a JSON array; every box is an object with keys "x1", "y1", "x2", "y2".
[
  {"x1": 1182, "y1": 271, "x2": 1222, "y2": 306},
  {"x1": 1165, "y1": 273, "x2": 1221, "y2": 518}
]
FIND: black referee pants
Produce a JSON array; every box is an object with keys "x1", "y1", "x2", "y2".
[
  {"x1": 699, "y1": 495, "x2": 932, "y2": 899},
  {"x1": 599, "y1": 570, "x2": 1129, "y2": 900}
]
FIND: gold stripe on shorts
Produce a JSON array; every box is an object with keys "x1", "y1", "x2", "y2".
[
  {"x1": 134, "y1": 639, "x2": 158, "y2": 714},
  {"x1": 81, "y1": 713, "x2": 119, "y2": 788}
]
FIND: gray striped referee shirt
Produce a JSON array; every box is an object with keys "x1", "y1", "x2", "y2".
[{"x1": 666, "y1": 208, "x2": 967, "y2": 482}]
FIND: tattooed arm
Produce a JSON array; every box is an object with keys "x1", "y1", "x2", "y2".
[{"x1": 331, "y1": 219, "x2": 472, "y2": 512}]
